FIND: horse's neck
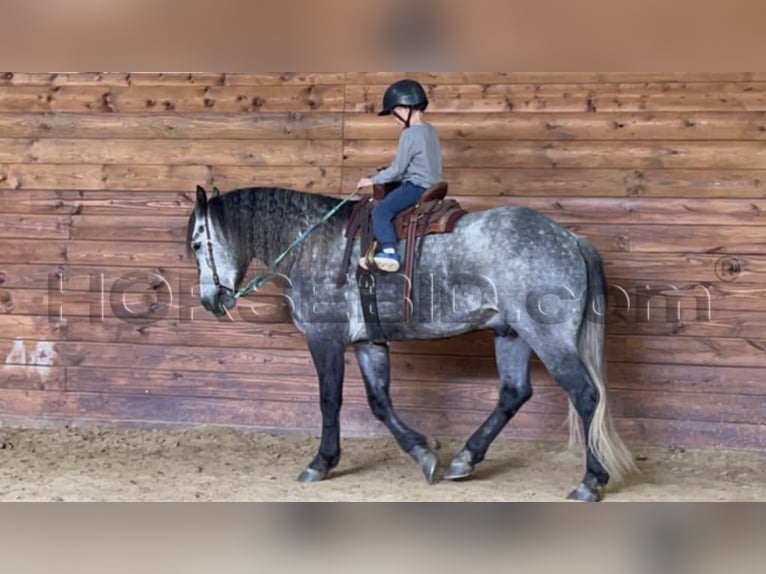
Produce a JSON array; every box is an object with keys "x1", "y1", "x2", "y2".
[{"x1": 239, "y1": 187, "x2": 336, "y2": 268}]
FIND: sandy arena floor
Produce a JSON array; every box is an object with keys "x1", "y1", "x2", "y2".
[{"x1": 0, "y1": 427, "x2": 762, "y2": 501}]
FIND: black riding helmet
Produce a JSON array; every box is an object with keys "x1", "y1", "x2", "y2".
[{"x1": 378, "y1": 79, "x2": 429, "y2": 127}]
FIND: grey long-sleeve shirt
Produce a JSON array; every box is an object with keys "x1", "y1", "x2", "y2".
[{"x1": 370, "y1": 123, "x2": 443, "y2": 188}]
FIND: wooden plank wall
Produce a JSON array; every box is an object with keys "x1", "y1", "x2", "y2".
[{"x1": 0, "y1": 72, "x2": 764, "y2": 451}]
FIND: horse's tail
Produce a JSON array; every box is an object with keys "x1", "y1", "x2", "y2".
[{"x1": 569, "y1": 238, "x2": 636, "y2": 482}]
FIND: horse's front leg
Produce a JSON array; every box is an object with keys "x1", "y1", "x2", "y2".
[
  {"x1": 354, "y1": 341, "x2": 438, "y2": 484},
  {"x1": 297, "y1": 334, "x2": 346, "y2": 483}
]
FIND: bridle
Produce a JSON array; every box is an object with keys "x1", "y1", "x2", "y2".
[{"x1": 201, "y1": 211, "x2": 232, "y2": 295}]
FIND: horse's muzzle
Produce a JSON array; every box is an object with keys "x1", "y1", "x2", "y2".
[{"x1": 202, "y1": 288, "x2": 236, "y2": 316}]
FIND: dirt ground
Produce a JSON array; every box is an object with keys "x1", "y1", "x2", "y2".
[{"x1": 0, "y1": 426, "x2": 762, "y2": 501}]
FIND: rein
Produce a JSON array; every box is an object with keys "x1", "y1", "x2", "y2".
[{"x1": 231, "y1": 186, "x2": 361, "y2": 298}]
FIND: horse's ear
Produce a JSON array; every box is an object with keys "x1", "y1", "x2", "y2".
[
  {"x1": 196, "y1": 185, "x2": 208, "y2": 211},
  {"x1": 212, "y1": 186, "x2": 221, "y2": 197}
]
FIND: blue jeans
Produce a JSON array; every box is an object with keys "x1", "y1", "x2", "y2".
[{"x1": 371, "y1": 181, "x2": 426, "y2": 250}]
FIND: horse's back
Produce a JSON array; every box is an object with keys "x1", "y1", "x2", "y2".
[
  {"x1": 456, "y1": 204, "x2": 575, "y2": 240},
  {"x1": 438, "y1": 204, "x2": 585, "y2": 274}
]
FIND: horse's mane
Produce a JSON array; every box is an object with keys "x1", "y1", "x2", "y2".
[{"x1": 186, "y1": 186, "x2": 356, "y2": 265}]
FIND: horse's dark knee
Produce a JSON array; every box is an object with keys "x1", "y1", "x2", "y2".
[
  {"x1": 365, "y1": 393, "x2": 389, "y2": 422},
  {"x1": 497, "y1": 385, "x2": 532, "y2": 416},
  {"x1": 553, "y1": 359, "x2": 598, "y2": 411},
  {"x1": 568, "y1": 383, "x2": 598, "y2": 418}
]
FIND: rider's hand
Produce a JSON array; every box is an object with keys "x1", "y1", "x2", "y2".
[{"x1": 357, "y1": 177, "x2": 374, "y2": 189}]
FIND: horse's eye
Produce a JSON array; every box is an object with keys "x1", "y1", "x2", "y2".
[{"x1": 192, "y1": 242, "x2": 202, "y2": 251}]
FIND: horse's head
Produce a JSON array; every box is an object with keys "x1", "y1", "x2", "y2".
[{"x1": 187, "y1": 185, "x2": 242, "y2": 316}]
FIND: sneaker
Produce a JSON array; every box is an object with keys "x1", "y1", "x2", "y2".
[{"x1": 373, "y1": 251, "x2": 400, "y2": 273}]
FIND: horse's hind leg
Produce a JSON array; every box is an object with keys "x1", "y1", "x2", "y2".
[
  {"x1": 354, "y1": 342, "x2": 438, "y2": 484},
  {"x1": 543, "y1": 351, "x2": 616, "y2": 502},
  {"x1": 445, "y1": 334, "x2": 533, "y2": 481}
]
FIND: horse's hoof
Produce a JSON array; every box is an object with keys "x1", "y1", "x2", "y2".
[
  {"x1": 443, "y1": 451, "x2": 474, "y2": 480},
  {"x1": 411, "y1": 446, "x2": 439, "y2": 484},
  {"x1": 566, "y1": 483, "x2": 604, "y2": 502},
  {"x1": 420, "y1": 452, "x2": 439, "y2": 484},
  {"x1": 297, "y1": 467, "x2": 327, "y2": 483}
]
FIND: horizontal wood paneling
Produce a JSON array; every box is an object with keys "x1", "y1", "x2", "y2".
[
  {"x1": 344, "y1": 168, "x2": 766, "y2": 198},
  {"x1": 0, "y1": 139, "x2": 342, "y2": 166},
  {"x1": 69, "y1": 215, "x2": 188, "y2": 242},
  {"x1": 2, "y1": 347, "x2": 764, "y2": 429},
  {"x1": 56, "y1": 368, "x2": 766, "y2": 426},
  {"x1": 4, "y1": 329, "x2": 766, "y2": 374},
  {"x1": 0, "y1": 389, "x2": 762, "y2": 450},
  {"x1": 5, "y1": 166, "x2": 766, "y2": 198},
  {"x1": 0, "y1": 164, "x2": 209, "y2": 191},
  {"x1": 460, "y1": 197, "x2": 766, "y2": 225},
  {"x1": 14, "y1": 110, "x2": 766, "y2": 143},
  {"x1": 0, "y1": 113, "x2": 344, "y2": 140},
  {"x1": 0, "y1": 73, "x2": 348, "y2": 87},
  {"x1": 0, "y1": 85, "x2": 346, "y2": 113},
  {"x1": 0, "y1": 72, "x2": 763, "y2": 453},
  {"x1": 345, "y1": 112, "x2": 766, "y2": 141},
  {"x1": 60, "y1": 363, "x2": 766, "y2": 398},
  {"x1": 346, "y1": 72, "x2": 766, "y2": 85},
  {"x1": 0, "y1": 166, "x2": 341, "y2": 193},
  {"x1": 9, "y1": 279, "x2": 766, "y2": 319},
  {"x1": 344, "y1": 140, "x2": 766, "y2": 170},
  {"x1": 8, "y1": 191, "x2": 766, "y2": 226},
  {"x1": 345, "y1": 83, "x2": 766, "y2": 113},
  {"x1": 5, "y1": 223, "x2": 766, "y2": 265},
  {"x1": 2, "y1": 244, "x2": 765, "y2": 283},
  {"x1": 0, "y1": 239, "x2": 189, "y2": 266},
  {"x1": 3, "y1": 357, "x2": 763, "y2": 399},
  {"x1": 5, "y1": 213, "x2": 760, "y2": 253},
  {"x1": 575, "y1": 224, "x2": 766, "y2": 254},
  {"x1": 16, "y1": 295, "x2": 766, "y2": 341},
  {"x1": 0, "y1": 214, "x2": 70, "y2": 238}
]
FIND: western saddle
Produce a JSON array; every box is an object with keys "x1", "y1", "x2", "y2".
[{"x1": 337, "y1": 181, "x2": 467, "y2": 328}]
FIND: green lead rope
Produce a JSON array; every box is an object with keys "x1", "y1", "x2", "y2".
[{"x1": 234, "y1": 187, "x2": 361, "y2": 298}]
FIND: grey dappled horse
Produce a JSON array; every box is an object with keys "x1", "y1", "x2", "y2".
[{"x1": 187, "y1": 185, "x2": 635, "y2": 501}]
